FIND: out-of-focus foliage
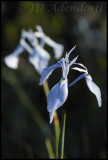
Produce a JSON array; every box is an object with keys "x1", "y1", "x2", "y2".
[{"x1": 1, "y1": 1, "x2": 107, "y2": 159}]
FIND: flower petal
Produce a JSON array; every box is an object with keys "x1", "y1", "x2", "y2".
[
  {"x1": 74, "y1": 62, "x2": 88, "y2": 71},
  {"x1": 20, "y1": 39, "x2": 33, "y2": 54},
  {"x1": 72, "y1": 67, "x2": 87, "y2": 73},
  {"x1": 53, "y1": 44, "x2": 64, "y2": 59},
  {"x1": 4, "y1": 45, "x2": 24, "y2": 69},
  {"x1": 4, "y1": 55, "x2": 19, "y2": 69},
  {"x1": 47, "y1": 78, "x2": 68, "y2": 123},
  {"x1": 39, "y1": 62, "x2": 61, "y2": 85},
  {"x1": 85, "y1": 76, "x2": 102, "y2": 107},
  {"x1": 67, "y1": 45, "x2": 76, "y2": 57},
  {"x1": 69, "y1": 55, "x2": 79, "y2": 67}
]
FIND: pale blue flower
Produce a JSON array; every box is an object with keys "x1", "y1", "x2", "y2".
[
  {"x1": 69, "y1": 62, "x2": 102, "y2": 107},
  {"x1": 39, "y1": 46, "x2": 77, "y2": 85},
  {"x1": 39, "y1": 46, "x2": 78, "y2": 123}
]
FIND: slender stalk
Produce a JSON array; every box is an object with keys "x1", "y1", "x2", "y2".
[
  {"x1": 60, "y1": 110, "x2": 66, "y2": 159},
  {"x1": 43, "y1": 80, "x2": 49, "y2": 97},
  {"x1": 43, "y1": 80, "x2": 60, "y2": 158},
  {"x1": 45, "y1": 138, "x2": 55, "y2": 158},
  {"x1": 54, "y1": 111, "x2": 60, "y2": 158}
]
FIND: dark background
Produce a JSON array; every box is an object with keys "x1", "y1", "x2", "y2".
[{"x1": 1, "y1": 1, "x2": 107, "y2": 159}]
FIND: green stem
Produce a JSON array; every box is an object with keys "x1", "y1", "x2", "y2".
[
  {"x1": 45, "y1": 138, "x2": 55, "y2": 158},
  {"x1": 43, "y1": 80, "x2": 60, "y2": 158},
  {"x1": 60, "y1": 110, "x2": 66, "y2": 159},
  {"x1": 54, "y1": 111, "x2": 60, "y2": 158},
  {"x1": 43, "y1": 80, "x2": 49, "y2": 97}
]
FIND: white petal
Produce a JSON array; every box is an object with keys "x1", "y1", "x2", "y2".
[
  {"x1": 72, "y1": 67, "x2": 87, "y2": 73},
  {"x1": 45, "y1": 36, "x2": 58, "y2": 48},
  {"x1": 34, "y1": 32, "x2": 44, "y2": 38},
  {"x1": 4, "y1": 55, "x2": 19, "y2": 69},
  {"x1": 74, "y1": 62, "x2": 88, "y2": 71},
  {"x1": 85, "y1": 77, "x2": 102, "y2": 107},
  {"x1": 36, "y1": 45, "x2": 50, "y2": 59},
  {"x1": 53, "y1": 44, "x2": 64, "y2": 59},
  {"x1": 36, "y1": 25, "x2": 43, "y2": 33},
  {"x1": 20, "y1": 39, "x2": 33, "y2": 54}
]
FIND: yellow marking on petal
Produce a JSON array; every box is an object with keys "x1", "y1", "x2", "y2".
[
  {"x1": 86, "y1": 74, "x2": 92, "y2": 80},
  {"x1": 35, "y1": 45, "x2": 39, "y2": 50},
  {"x1": 60, "y1": 79, "x2": 67, "y2": 88}
]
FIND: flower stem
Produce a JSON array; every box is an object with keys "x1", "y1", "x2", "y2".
[
  {"x1": 43, "y1": 80, "x2": 49, "y2": 97},
  {"x1": 45, "y1": 138, "x2": 55, "y2": 158},
  {"x1": 54, "y1": 111, "x2": 60, "y2": 158},
  {"x1": 60, "y1": 110, "x2": 66, "y2": 159},
  {"x1": 43, "y1": 80, "x2": 60, "y2": 158}
]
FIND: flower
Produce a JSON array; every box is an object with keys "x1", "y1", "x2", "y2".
[
  {"x1": 39, "y1": 46, "x2": 77, "y2": 85},
  {"x1": 4, "y1": 28, "x2": 51, "y2": 74},
  {"x1": 68, "y1": 62, "x2": 102, "y2": 107},
  {"x1": 20, "y1": 29, "x2": 51, "y2": 74},
  {"x1": 39, "y1": 46, "x2": 78, "y2": 123},
  {"x1": 35, "y1": 25, "x2": 64, "y2": 59}
]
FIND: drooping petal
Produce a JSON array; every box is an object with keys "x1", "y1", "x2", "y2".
[
  {"x1": 4, "y1": 45, "x2": 24, "y2": 69},
  {"x1": 47, "y1": 78, "x2": 68, "y2": 123},
  {"x1": 39, "y1": 62, "x2": 61, "y2": 85},
  {"x1": 85, "y1": 76, "x2": 102, "y2": 107}
]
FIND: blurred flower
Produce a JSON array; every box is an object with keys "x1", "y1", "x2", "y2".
[
  {"x1": 35, "y1": 25, "x2": 64, "y2": 59},
  {"x1": 69, "y1": 62, "x2": 102, "y2": 107},
  {"x1": 4, "y1": 28, "x2": 51, "y2": 74},
  {"x1": 4, "y1": 25, "x2": 64, "y2": 75},
  {"x1": 21, "y1": 29, "x2": 51, "y2": 74},
  {"x1": 39, "y1": 46, "x2": 78, "y2": 123}
]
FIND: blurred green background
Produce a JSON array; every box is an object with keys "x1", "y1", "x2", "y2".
[{"x1": 1, "y1": 1, "x2": 107, "y2": 159}]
